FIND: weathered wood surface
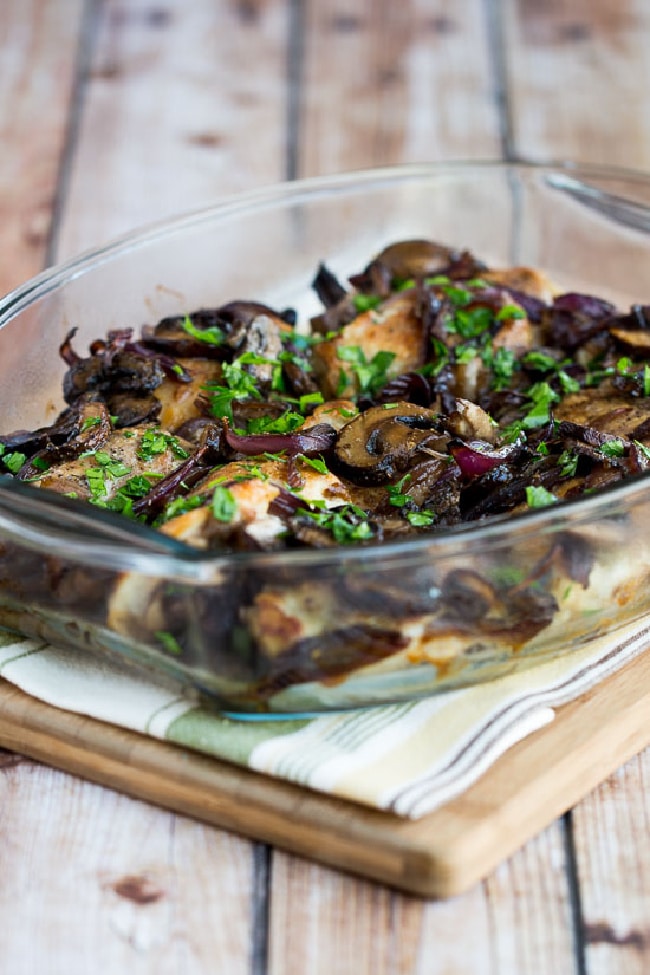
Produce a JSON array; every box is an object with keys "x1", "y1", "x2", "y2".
[
  {"x1": 1, "y1": 0, "x2": 650, "y2": 971},
  {"x1": 0, "y1": 0, "x2": 84, "y2": 294}
]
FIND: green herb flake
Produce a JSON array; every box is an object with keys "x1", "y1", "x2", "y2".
[
  {"x1": 454, "y1": 344, "x2": 478, "y2": 365},
  {"x1": 394, "y1": 278, "x2": 415, "y2": 292},
  {"x1": 86, "y1": 466, "x2": 107, "y2": 499},
  {"x1": 617, "y1": 356, "x2": 634, "y2": 375},
  {"x1": 557, "y1": 449, "x2": 578, "y2": 477},
  {"x1": 246, "y1": 412, "x2": 303, "y2": 435},
  {"x1": 644, "y1": 364, "x2": 650, "y2": 397},
  {"x1": 299, "y1": 391, "x2": 325, "y2": 412},
  {"x1": 443, "y1": 284, "x2": 471, "y2": 308},
  {"x1": 296, "y1": 455, "x2": 328, "y2": 474},
  {"x1": 155, "y1": 630, "x2": 184, "y2": 655},
  {"x1": 523, "y1": 351, "x2": 557, "y2": 373},
  {"x1": 137, "y1": 428, "x2": 188, "y2": 463},
  {"x1": 558, "y1": 370, "x2": 581, "y2": 394},
  {"x1": 212, "y1": 485, "x2": 237, "y2": 523},
  {"x1": 352, "y1": 293, "x2": 382, "y2": 313},
  {"x1": 525, "y1": 485, "x2": 557, "y2": 508},
  {"x1": 599, "y1": 438, "x2": 625, "y2": 458},
  {"x1": 521, "y1": 381, "x2": 559, "y2": 429},
  {"x1": 449, "y1": 306, "x2": 493, "y2": 339},
  {"x1": 301, "y1": 504, "x2": 373, "y2": 544},
  {"x1": 495, "y1": 304, "x2": 526, "y2": 321},
  {"x1": 81, "y1": 415, "x2": 103, "y2": 432},
  {"x1": 337, "y1": 346, "x2": 396, "y2": 398},
  {"x1": 161, "y1": 493, "x2": 204, "y2": 522},
  {"x1": 3, "y1": 452, "x2": 26, "y2": 474},
  {"x1": 387, "y1": 474, "x2": 411, "y2": 508},
  {"x1": 406, "y1": 511, "x2": 436, "y2": 527},
  {"x1": 490, "y1": 346, "x2": 517, "y2": 391},
  {"x1": 181, "y1": 314, "x2": 224, "y2": 346},
  {"x1": 634, "y1": 440, "x2": 650, "y2": 461}
]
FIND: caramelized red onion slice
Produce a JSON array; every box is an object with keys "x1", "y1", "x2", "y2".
[
  {"x1": 223, "y1": 421, "x2": 336, "y2": 458},
  {"x1": 448, "y1": 439, "x2": 520, "y2": 477}
]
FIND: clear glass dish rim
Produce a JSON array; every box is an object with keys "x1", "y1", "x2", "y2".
[{"x1": 2, "y1": 158, "x2": 650, "y2": 575}]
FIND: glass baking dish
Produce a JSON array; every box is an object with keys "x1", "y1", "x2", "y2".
[{"x1": 2, "y1": 161, "x2": 650, "y2": 716}]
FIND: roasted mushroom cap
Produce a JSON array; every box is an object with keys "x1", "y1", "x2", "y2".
[{"x1": 334, "y1": 403, "x2": 441, "y2": 484}]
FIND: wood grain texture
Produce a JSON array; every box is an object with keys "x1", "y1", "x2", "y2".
[
  {"x1": 571, "y1": 751, "x2": 650, "y2": 974},
  {"x1": 503, "y1": 0, "x2": 650, "y2": 167},
  {"x1": 55, "y1": 0, "x2": 291, "y2": 260},
  {"x1": 0, "y1": 0, "x2": 84, "y2": 293},
  {"x1": 2, "y1": 644, "x2": 650, "y2": 900},
  {"x1": 0, "y1": 759, "x2": 255, "y2": 974},
  {"x1": 297, "y1": 0, "x2": 502, "y2": 178},
  {"x1": 269, "y1": 822, "x2": 575, "y2": 975}
]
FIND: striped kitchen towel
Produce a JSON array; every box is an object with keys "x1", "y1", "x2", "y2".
[{"x1": 1, "y1": 618, "x2": 648, "y2": 819}]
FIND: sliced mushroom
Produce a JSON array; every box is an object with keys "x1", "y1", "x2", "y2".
[{"x1": 334, "y1": 403, "x2": 440, "y2": 484}]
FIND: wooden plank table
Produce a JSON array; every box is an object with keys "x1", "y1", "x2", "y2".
[{"x1": 1, "y1": 1, "x2": 650, "y2": 971}]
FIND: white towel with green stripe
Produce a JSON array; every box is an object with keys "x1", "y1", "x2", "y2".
[{"x1": 1, "y1": 619, "x2": 648, "y2": 819}]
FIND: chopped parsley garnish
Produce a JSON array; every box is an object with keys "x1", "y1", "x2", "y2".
[
  {"x1": 88, "y1": 471, "x2": 163, "y2": 515},
  {"x1": 181, "y1": 314, "x2": 225, "y2": 346},
  {"x1": 245, "y1": 411, "x2": 304, "y2": 435},
  {"x1": 599, "y1": 438, "x2": 625, "y2": 458},
  {"x1": 442, "y1": 284, "x2": 472, "y2": 308},
  {"x1": 525, "y1": 485, "x2": 557, "y2": 508},
  {"x1": 495, "y1": 304, "x2": 526, "y2": 321},
  {"x1": 557, "y1": 449, "x2": 579, "y2": 477},
  {"x1": 387, "y1": 474, "x2": 411, "y2": 507},
  {"x1": 300, "y1": 504, "x2": 373, "y2": 544},
  {"x1": 212, "y1": 485, "x2": 237, "y2": 522},
  {"x1": 93, "y1": 451, "x2": 132, "y2": 478},
  {"x1": 394, "y1": 278, "x2": 415, "y2": 291},
  {"x1": 523, "y1": 351, "x2": 558, "y2": 372},
  {"x1": 406, "y1": 510, "x2": 436, "y2": 527},
  {"x1": 298, "y1": 391, "x2": 324, "y2": 412},
  {"x1": 336, "y1": 346, "x2": 396, "y2": 398},
  {"x1": 617, "y1": 356, "x2": 634, "y2": 375},
  {"x1": 295, "y1": 455, "x2": 328, "y2": 474},
  {"x1": 3, "y1": 451, "x2": 26, "y2": 474},
  {"x1": 634, "y1": 440, "x2": 650, "y2": 461},
  {"x1": 454, "y1": 344, "x2": 478, "y2": 365},
  {"x1": 137, "y1": 429, "x2": 188, "y2": 462},
  {"x1": 489, "y1": 346, "x2": 517, "y2": 390},
  {"x1": 155, "y1": 630, "x2": 184, "y2": 655},
  {"x1": 206, "y1": 355, "x2": 264, "y2": 421},
  {"x1": 520, "y1": 381, "x2": 559, "y2": 429},
  {"x1": 81, "y1": 415, "x2": 103, "y2": 432},
  {"x1": 447, "y1": 305, "x2": 493, "y2": 339},
  {"x1": 161, "y1": 493, "x2": 204, "y2": 522},
  {"x1": 557, "y1": 370, "x2": 581, "y2": 394},
  {"x1": 352, "y1": 293, "x2": 382, "y2": 313}
]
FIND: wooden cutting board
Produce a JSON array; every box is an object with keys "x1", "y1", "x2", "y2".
[{"x1": 1, "y1": 648, "x2": 650, "y2": 899}]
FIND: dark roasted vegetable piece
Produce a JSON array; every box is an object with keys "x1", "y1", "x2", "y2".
[
  {"x1": 312, "y1": 263, "x2": 347, "y2": 308},
  {"x1": 223, "y1": 420, "x2": 337, "y2": 458},
  {"x1": 334, "y1": 403, "x2": 440, "y2": 484}
]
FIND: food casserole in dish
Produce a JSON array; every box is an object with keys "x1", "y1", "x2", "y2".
[{"x1": 1, "y1": 162, "x2": 650, "y2": 715}]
